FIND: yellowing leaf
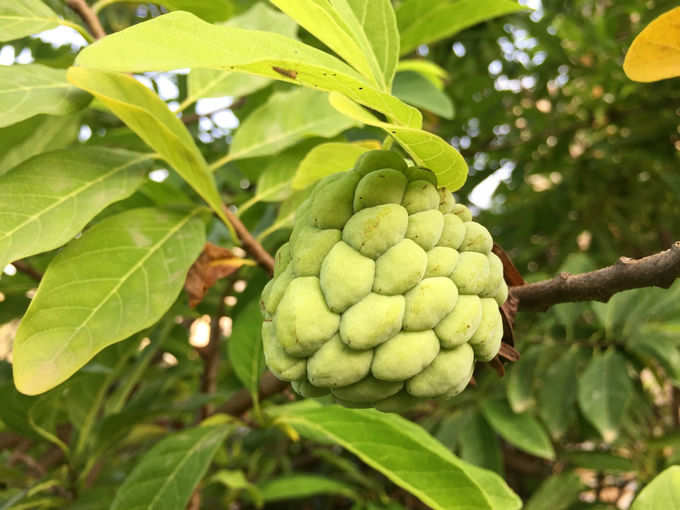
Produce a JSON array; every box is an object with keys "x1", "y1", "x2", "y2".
[
  {"x1": 624, "y1": 7, "x2": 680, "y2": 82},
  {"x1": 329, "y1": 92, "x2": 468, "y2": 190},
  {"x1": 67, "y1": 67, "x2": 230, "y2": 227}
]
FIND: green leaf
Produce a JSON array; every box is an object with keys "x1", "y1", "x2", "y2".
[
  {"x1": 392, "y1": 71, "x2": 454, "y2": 119},
  {"x1": 631, "y1": 466, "x2": 680, "y2": 510},
  {"x1": 0, "y1": 147, "x2": 151, "y2": 270},
  {"x1": 292, "y1": 142, "x2": 374, "y2": 189},
  {"x1": 397, "y1": 59, "x2": 448, "y2": 88},
  {"x1": 186, "y1": 3, "x2": 298, "y2": 101},
  {"x1": 577, "y1": 350, "x2": 633, "y2": 443},
  {"x1": 0, "y1": 64, "x2": 90, "y2": 128},
  {"x1": 272, "y1": 0, "x2": 399, "y2": 90},
  {"x1": 0, "y1": 114, "x2": 80, "y2": 176},
  {"x1": 565, "y1": 451, "x2": 634, "y2": 473},
  {"x1": 506, "y1": 344, "x2": 546, "y2": 413},
  {"x1": 73, "y1": 11, "x2": 421, "y2": 128},
  {"x1": 227, "y1": 88, "x2": 356, "y2": 162},
  {"x1": 279, "y1": 404, "x2": 521, "y2": 510},
  {"x1": 0, "y1": 0, "x2": 59, "y2": 42},
  {"x1": 396, "y1": 0, "x2": 528, "y2": 55},
  {"x1": 250, "y1": 141, "x2": 318, "y2": 205},
  {"x1": 456, "y1": 411, "x2": 504, "y2": 474},
  {"x1": 12, "y1": 207, "x2": 206, "y2": 395},
  {"x1": 150, "y1": 0, "x2": 235, "y2": 22},
  {"x1": 538, "y1": 345, "x2": 590, "y2": 439},
  {"x1": 228, "y1": 299, "x2": 264, "y2": 395},
  {"x1": 111, "y1": 425, "x2": 230, "y2": 510},
  {"x1": 209, "y1": 470, "x2": 263, "y2": 507},
  {"x1": 328, "y1": 92, "x2": 468, "y2": 190},
  {"x1": 66, "y1": 67, "x2": 230, "y2": 226},
  {"x1": 523, "y1": 472, "x2": 584, "y2": 510},
  {"x1": 481, "y1": 399, "x2": 555, "y2": 460},
  {"x1": 258, "y1": 474, "x2": 357, "y2": 503}
]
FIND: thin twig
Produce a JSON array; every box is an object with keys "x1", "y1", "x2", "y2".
[
  {"x1": 12, "y1": 261, "x2": 42, "y2": 282},
  {"x1": 197, "y1": 281, "x2": 233, "y2": 420},
  {"x1": 512, "y1": 242, "x2": 680, "y2": 311},
  {"x1": 214, "y1": 371, "x2": 287, "y2": 417},
  {"x1": 66, "y1": 0, "x2": 107, "y2": 39},
  {"x1": 222, "y1": 206, "x2": 275, "y2": 275}
]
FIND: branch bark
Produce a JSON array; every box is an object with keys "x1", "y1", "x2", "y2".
[
  {"x1": 512, "y1": 242, "x2": 680, "y2": 311},
  {"x1": 223, "y1": 206, "x2": 275, "y2": 275},
  {"x1": 215, "y1": 371, "x2": 287, "y2": 416},
  {"x1": 66, "y1": 0, "x2": 106, "y2": 39},
  {"x1": 12, "y1": 260, "x2": 42, "y2": 282}
]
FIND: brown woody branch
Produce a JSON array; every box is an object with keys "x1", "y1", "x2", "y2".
[
  {"x1": 222, "y1": 206, "x2": 275, "y2": 275},
  {"x1": 512, "y1": 242, "x2": 680, "y2": 311},
  {"x1": 13, "y1": 260, "x2": 42, "y2": 282},
  {"x1": 215, "y1": 371, "x2": 287, "y2": 416},
  {"x1": 66, "y1": 0, "x2": 106, "y2": 39}
]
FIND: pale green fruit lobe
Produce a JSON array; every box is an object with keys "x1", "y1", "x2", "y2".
[
  {"x1": 275, "y1": 277, "x2": 339, "y2": 357},
  {"x1": 260, "y1": 150, "x2": 508, "y2": 409},
  {"x1": 340, "y1": 293, "x2": 405, "y2": 349},
  {"x1": 406, "y1": 209, "x2": 444, "y2": 250},
  {"x1": 372, "y1": 330, "x2": 440, "y2": 381},
  {"x1": 373, "y1": 239, "x2": 427, "y2": 295},
  {"x1": 320, "y1": 241, "x2": 375, "y2": 313},
  {"x1": 307, "y1": 334, "x2": 373, "y2": 388},
  {"x1": 353, "y1": 168, "x2": 407, "y2": 211},
  {"x1": 332, "y1": 376, "x2": 403, "y2": 403},
  {"x1": 342, "y1": 203, "x2": 408, "y2": 258}
]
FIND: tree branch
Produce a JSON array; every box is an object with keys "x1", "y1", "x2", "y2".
[
  {"x1": 12, "y1": 260, "x2": 42, "y2": 282},
  {"x1": 66, "y1": 0, "x2": 106, "y2": 39},
  {"x1": 512, "y1": 242, "x2": 680, "y2": 311},
  {"x1": 215, "y1": 371, "x2": 287, "y2": 416},
  {"x1": 222, "y1": 206, "x2": 275, "y2": 275}
]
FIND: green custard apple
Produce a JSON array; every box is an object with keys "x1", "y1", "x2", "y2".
[{"x1": 260, "y1": 150, "x2": 508, "y2": 410}]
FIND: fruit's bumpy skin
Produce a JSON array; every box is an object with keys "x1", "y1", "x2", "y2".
[{"x1": 260, "y1": 151, "x2": 508, "y2": 410}]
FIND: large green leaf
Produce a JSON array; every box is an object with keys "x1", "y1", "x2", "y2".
[
  {"x1": 187, "y1": 3, "x2": 297, "y2": 101},
  {"x1": 0, "y1": 0, "x2": 59, "y2": 42},
  {"x1": 0, "y1": 114, "x2": 80, "y2": 176},
  {"x1": 577, "y1": 350, "x2": 633, "y2": 443},
  {"x1": 73, "y1": 11, "x2": 421, "y2": 128},
  {"x1": 0, "y1": 64, "x2": 91, "y2": 128},
  {"x1": 271, "y1": 0, "x2": 400, "y2": 90},
  {"x1": 111, "y1": 424, "x2": 230, "y2": 510},
  {"x1": 538, "y1": 345, "x2": 589, "y2": 439},
  {"x1": 392, "y1": 71, "x2": 454, "y2": 119},
  {"x1": 291, "y1": 142, "x2": 373, "y2": 189},
  {"x1": 12, "y1": 207, "x2": 206, "y2": 395},
  {"x1": 67, "y1": 67, "x2": 230, "y2": 226},
  {"x1": 0, "y1": 147, "x2": 151, "y2": 270},
  {"x1": 258, "y1": 475, "x2": 357, "y2": 503},
  {"x1": 631, "y1": 466, "x2": 680, "y2": 510},
  {"x1": 227, "y1": 88, "x2": 356, "y2": 162},
  {"x1": 279, "y1": 405, "x2": 521, "y2": 510},
  {"x1": 481, "y1": 399, "x2": 555, "y2": 460},
  {"x1": 228, "y1": 299, "x2": 264, "y2": 395},
  {"x1": 523, "y1": 472, "x2": 584, "y2": 510},
  {"x1": 396, "y1": 0, "x2": 528, "y2": 55},
  {"x1": 329, "y1": 92, "x2": 468, "y2": 190}
]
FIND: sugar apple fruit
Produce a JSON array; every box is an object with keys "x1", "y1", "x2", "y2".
[{"x1": 260, "y1": 150, "x2": 508, "y2": 410}]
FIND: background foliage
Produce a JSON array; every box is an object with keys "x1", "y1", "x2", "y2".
[{"x1": 0, "y1": 0, "x2": 679, "y2": 509}]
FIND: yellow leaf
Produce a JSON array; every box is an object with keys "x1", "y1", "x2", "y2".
[{"x1": 623, "y1": 7, "x2": 680, "y2": 82}]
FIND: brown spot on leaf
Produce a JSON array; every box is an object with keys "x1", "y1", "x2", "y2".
[{"x1": 272, "y1": 66, "x2": 298, "y2": 79}]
